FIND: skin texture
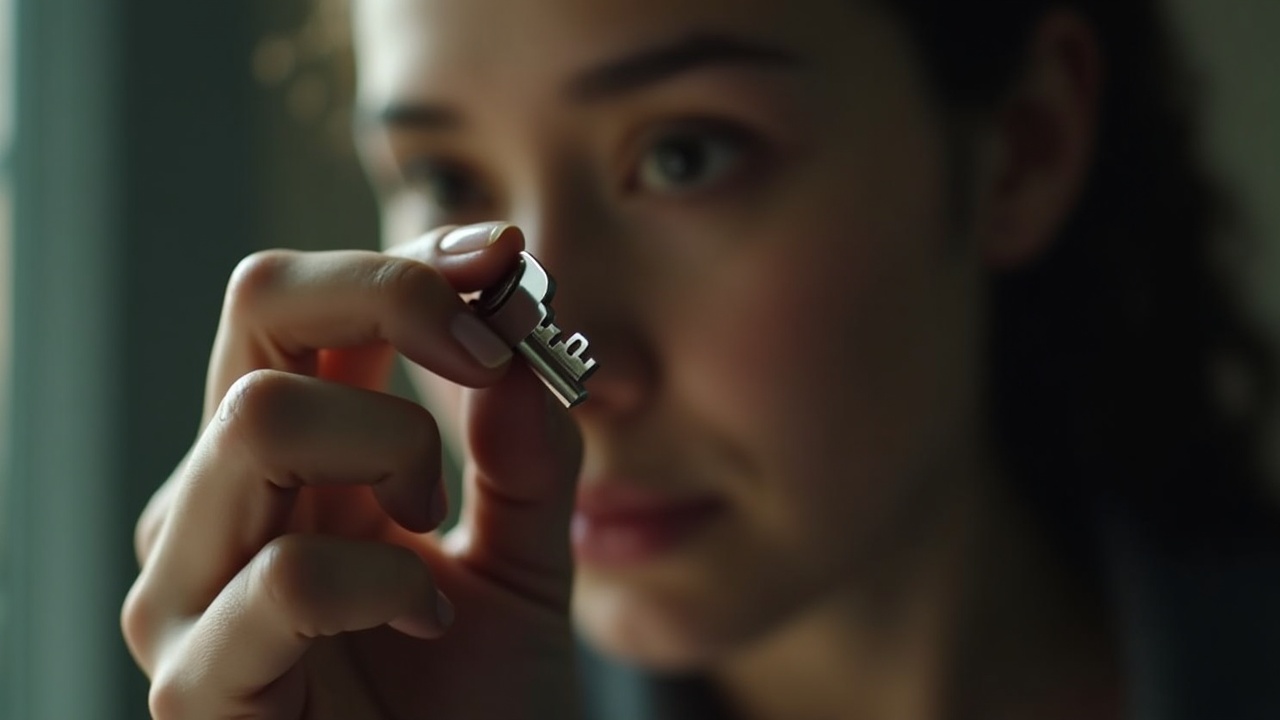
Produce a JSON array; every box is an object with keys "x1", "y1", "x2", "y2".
[
  {"x1": 359, "y1": 0, "x2": 976, "y2": 667},
  {"x1": 123, "y1": 0, "x2": 1110, "y2": 718}
]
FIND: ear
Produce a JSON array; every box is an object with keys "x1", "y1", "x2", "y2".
[{"x1": 974, "y1": 10, "x2": 1102, "y2": 269}]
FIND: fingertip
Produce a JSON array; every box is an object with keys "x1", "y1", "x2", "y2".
[
  {"x1": 412, "y1": 223, "x2": 527, "y2": 293},
  {"x1": 487, "y1": 223, "x2": 525, "y2": 255},
  {"x1": 436, "y1": 224, "x2": 526, "y2": 292},
  {"x1": 388, "y1": 613, "x2": 442, "y2": 640},
  {"x1": 385, "y1": 225, "x2": 458, "y2": 258},
  {"x1": 436, "y1": 222, "x2": 524, "y2": 258},
  {"x1": 388, "y1": 589, "x2": 454, "y2": 639},
  {"x1": 438, "y1": 222, "x2": 516, "y2": 255},
  {"x1": 427, "y1": 480, "x2": 449, "y2": 530},
  {"x1": 386, "y1": 223, "x2": 526, "y2": 294},
  {"x1": 435, "y1": 589, "x2": 455, "y2": 628}
]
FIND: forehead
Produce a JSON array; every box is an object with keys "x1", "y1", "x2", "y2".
[{"x1": 353, "y1": 0, "x2": 878, "y2": 108}]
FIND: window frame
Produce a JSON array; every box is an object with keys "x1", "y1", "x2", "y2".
[{"x1": 3, "y1": 2, "x2": 260, "y2": 717}]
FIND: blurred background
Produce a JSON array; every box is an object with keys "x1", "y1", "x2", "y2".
[{"x1": 0, "y1": 0, "x2": 1276, "y2": 717}]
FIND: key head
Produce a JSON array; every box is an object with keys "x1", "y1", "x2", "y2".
[
  {"x1": 514, "y1": 252, "x2": 554, "y2": 305},
  {"x1": 473, "y1": 254, "x2": 551, "y2": 344},
  {"x1": 474, "y1": 252, "x2": 555, "y2": 312},
  {"x1": 472, "y1": 250, "x2": 599, "y2": 408}
]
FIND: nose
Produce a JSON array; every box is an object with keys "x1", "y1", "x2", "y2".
[{"x1": 509, "y1": 196, "x2": 658, "y2": 422}]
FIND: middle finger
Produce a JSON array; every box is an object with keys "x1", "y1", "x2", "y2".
[{"x1": 140, "y1": 369, "x2": 445, "y2": 619}]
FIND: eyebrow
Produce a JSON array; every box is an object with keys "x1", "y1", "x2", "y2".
[
  {"x1": 566, "y1": 32, "x2": 802, "y2": 102},
  {"x1": 370, "y1": 32, "x2": 802, "y2": 132},
  {"x1": 376, "y1": 102, "x2": 461, "y2": 131}
]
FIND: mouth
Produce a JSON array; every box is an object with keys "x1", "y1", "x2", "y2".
[{"x1": 572, "y1": 481, "x2": 727, "y2": 568}]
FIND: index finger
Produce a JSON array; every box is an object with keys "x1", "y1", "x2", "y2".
[{"x1": 204, "y1": 228, "x2": 522, "y2": 423}]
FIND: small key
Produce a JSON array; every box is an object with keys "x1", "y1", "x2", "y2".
[{"x1": 472, "y1": 251, "x2": 599, "y2": 408}]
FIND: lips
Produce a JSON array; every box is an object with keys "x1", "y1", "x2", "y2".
[{"x1": 572, "y1": 481, "x2": 726, "y2": 567}]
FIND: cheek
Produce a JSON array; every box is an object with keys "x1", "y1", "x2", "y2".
[
  {"x1": 616, "y1": 217, "x2": 982, "y2": 671},
  {"x1": 667, "y1": 197, "x2": 981, "y2": 552}
]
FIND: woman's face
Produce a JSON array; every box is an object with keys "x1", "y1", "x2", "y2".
[{"x1": 356, "y1": 0, "x2": 989, "y2": 669}]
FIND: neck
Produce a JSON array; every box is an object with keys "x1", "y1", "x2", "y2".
[{"x1": 712, "y1": 467, "x2": 1123, "y2": 720}]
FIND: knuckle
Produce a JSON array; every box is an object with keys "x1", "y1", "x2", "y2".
[
  {"x1": 148, "y1": 665, "x2": 190, "y2": 720},
  {"x1": 133, "y1": 510, "x2": 157, "y2": 565},
  {"x1": 133, "y1": 486, "x2": 169, "y2": 566},
  {"x1": 224, "y1": 249, "x2": 296, "y2": 319},
  {"x1": 218, "y1": 368, "x2": 298, "y2": 440},
  {"x1": 255, "y1": 536, "x2": 330, "y2": 636},
  {"x1": 120, "y1": 580, "x2": 160, "y2": 670}
]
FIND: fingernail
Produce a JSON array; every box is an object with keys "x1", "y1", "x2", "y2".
[
  {"x1": 428, "y1": 482, "x2": 448, "y2": 528},
  {"x1": 451, "y1": 313, "x2": 513, "y2": 369},
  {"x1": 438, "y1": 222, "x2": 510, "y2": 254},
  {"x1": 435, "y1": 590, "x2": 455, "y2": 628}
]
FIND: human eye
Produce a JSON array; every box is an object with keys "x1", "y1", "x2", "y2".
[
  {"x1": 630, "y1": 121, "x2": 758, "y2": 197},
  {"x1": 400, "y1": 157, "x2": 491, "y2": 218}
]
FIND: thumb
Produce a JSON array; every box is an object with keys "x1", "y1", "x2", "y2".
[{"x1": 456, "y1": 362, "x2": 583, "y2": 611}]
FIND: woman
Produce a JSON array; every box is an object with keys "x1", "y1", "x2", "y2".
[{"x1": 122, "y1": 0, "x2": 1280, "y2": 718}]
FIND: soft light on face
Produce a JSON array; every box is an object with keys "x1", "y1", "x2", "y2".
[{"x1": 356, "y1": 0, "x2": 989, "y2": 670}]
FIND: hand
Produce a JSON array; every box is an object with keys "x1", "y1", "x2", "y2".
[{"x1": 122, "y1": 223, "x2": 585, "y2": 719}]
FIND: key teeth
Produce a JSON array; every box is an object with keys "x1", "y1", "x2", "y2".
[
  {"x1": 553, "y1": 330, "x2": 596, "y2": 364},
  {"x1": 532, "y1": 321, "x2": 565, "y2": 347},
  {"x1": 529, "y1": 320, "x2": 597, "y2": 381},
  {"x1": 560, "y1": 332, "x2": 590, "y2": 358},
  {"x1": 536, "y1": 321, "x2": 591, "y2": 357}
]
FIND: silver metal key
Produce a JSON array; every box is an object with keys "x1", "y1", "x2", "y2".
[{"x1": 472, "y1": 251, "x2": 598, "y2": 408}]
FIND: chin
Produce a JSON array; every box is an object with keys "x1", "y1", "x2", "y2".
[
  {"x1": 573, "y1": 580, "x2": 724, "y2": 671},
  {"x1": 572, "y1": 568, "x2": 793, "y2": 673}
]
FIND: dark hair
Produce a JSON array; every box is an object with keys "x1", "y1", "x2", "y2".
[{"x1": 891, "y1": 0, "x2": 1277, "y2": 557}]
